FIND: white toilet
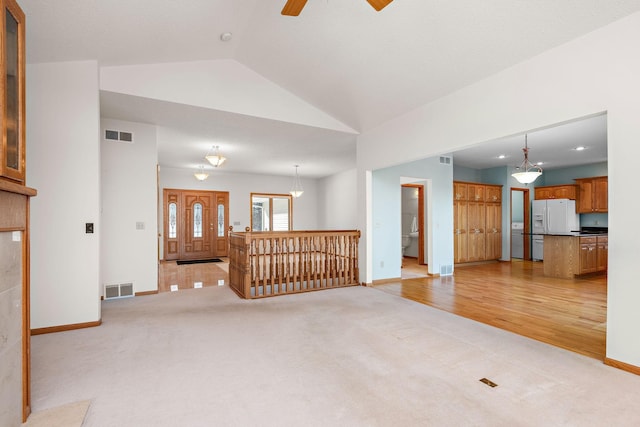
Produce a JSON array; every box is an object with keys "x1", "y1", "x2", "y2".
[{"x1": 401, "y1": 234, "x2": 411, "y2": 255}]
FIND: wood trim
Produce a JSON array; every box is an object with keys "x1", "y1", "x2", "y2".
[
  {"x1": 402, "y1": 184, "x2": 425, "y2": 265},
  {"x1": 0, "y1": 180, "x2": 36, "y2": 196},
  {"x1": 372, "y1": 277, "x2": 402, "y2": 285},
  {"x1": 604, "y1": 358, "x2": 640, "y2": 376},
  {"x1": 31, "y1": 320, "x2": 102, "y2": 336},
  {"x1": 135, "y1": 290, "x2": 158, "y2": 297}
]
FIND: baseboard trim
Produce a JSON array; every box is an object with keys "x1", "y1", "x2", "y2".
[
  {"x1": 31, "y1": 319, "x2": 102, "y2": 336},
  {"x1": 135, "y1": 290, "x2": 158, "y2": 297},
  {"x1": 604, "y1": 357, "x2": 640, "y2": 376},
  {"x1": 372, "y1": 277, "x2": 402, "y2": 285}
]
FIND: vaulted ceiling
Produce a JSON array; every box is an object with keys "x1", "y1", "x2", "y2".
[{"x1": 21, "y1": 0, "x2": 640, "y2": 176}]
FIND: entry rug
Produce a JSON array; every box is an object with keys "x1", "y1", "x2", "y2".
[{"x1": 176, "y1": 258, "x2": 223, "y2": 265}]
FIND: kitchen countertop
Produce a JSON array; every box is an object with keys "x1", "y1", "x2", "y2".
[{"x1": 531, "y1": 232, "x2": 608, "y2": 237}]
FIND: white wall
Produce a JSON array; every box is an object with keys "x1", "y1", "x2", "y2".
[
  {"x1": 357, "y1": 13, "x2": 640, "y2": 366},
  {"x1": 158, "y1": 167, "x2": 319, "y2": 257},
  {"x1": 372, "y1": 157, "x2": 453, "y2": 278},
  {"x1": 317, "y1": 168, "x2": 357, "y2": 229},
  {"x1": 101, "y1": 119, "x2": 158, "y2": 295},
  {"x1": 26, "y1": 61, "x2": 101, "y2": 329}
]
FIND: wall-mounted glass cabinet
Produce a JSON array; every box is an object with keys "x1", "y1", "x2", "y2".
[{"x1": 0, "y1": 0, "x2": 25, "y2": 183}]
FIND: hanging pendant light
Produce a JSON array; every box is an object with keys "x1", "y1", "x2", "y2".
[
  {"x1": 194, "y1": 165, "x2": 209, "y2": 181},
  {"x1": 511, "y1": 134, "x2": 543, "y2": 184},
  {"x1": 205, "y1": 145, "x2": 227, "y2": 167},
  {"x1": 290, "y1": 165, "x2": 304, "y2": 198}
]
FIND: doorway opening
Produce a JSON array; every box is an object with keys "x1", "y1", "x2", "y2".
[
  {"x1": 401, "y1": 183, "x2": 425, "y2": 268},
  {"x1": 510, "y1": 188, "x2": 530, "y2": 260}
]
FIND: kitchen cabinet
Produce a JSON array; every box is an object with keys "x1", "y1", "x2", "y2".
[
  {"x1": 596, "y1": 236, "x2": 608, "y2": 272},
  {"x1": 467, "y1": 201, "x2": 486, "y2": 261},
  {"x1": 485, "y1": 186, "x2": 501, "y2": 202},
  {"x1": 454, "y1": 182, "x2": 468, "y2": 201},
  {"x1": 485, "y1": 202, "x2": 502, "y2": 260},
  {"x1": 575, "y1": 176, "x2": 608, "y2": 213},
  {"x1": 0, "y1": 0, "x2": 25, "y2": 183},
  {"x1": 453, "y1": 181, "x2": 502, "y2": 263},
  {"x1": 543, "y1": 235, "x2": 608, "y2": 278},
  {"x1": 579, "y1": 237, "x2": 598, "y2": 274},
  {"x1": 453, "y1": 200, "x2": 468, "y2": 263},
  {"x1": 468, "y1": 184, "x2": 485, "y2": 202},
  {"x1": 534, "y1": 185, "x2": 576, "y2": 200}
]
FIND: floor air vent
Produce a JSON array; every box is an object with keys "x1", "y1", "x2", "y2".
[
  {"x1": 104, "y1": 283, "x2": 134, "y2": 299},
  {"x1": 105, "y1": 129, "x2": 134, "y2": 143}
]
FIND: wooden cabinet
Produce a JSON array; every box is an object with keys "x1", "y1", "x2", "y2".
[
  {"x1": 543, "y1": 235, "x2": 608, "y2": 278},
  {"x1": 453, "y1": 181, "x2": 502, "y2": 263},
  {"x1": 596, "y1": 236, "x2": 608, "y2": 272},
  {"x1": 468, "y1": 184, "x2": 484, "y2": 202},
  {"x1": 0, "y1": 0, "x2": 25, "y2": 183},
  {"x1": 579, "y1": 237, "x2": 598, "y2": 274},
  {"x1": 485, "y1": 202, "x2": 502, "y2": 260},
  {"x1": 575, "y1": 176, "x2": 608, "y2": 213},
  {"x1": 453, "y1": 200, "x2": 468, "y2": 263},
  {"x1": 485, "y1": 186, "x2": 501, "y2": 203},
  {"x1": 534, "y1": 185, "x2": 576, "y2": 200},
  {"x1": 467, "y1": 201, "x2": 486, "y2": 261},
  {"x1": 453, "y1": 182, "x2": 468, "y2": 201}
]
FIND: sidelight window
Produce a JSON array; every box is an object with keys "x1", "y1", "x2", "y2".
[{"x1": 193, "y1": 203, "x2": 203, "y2": 238}]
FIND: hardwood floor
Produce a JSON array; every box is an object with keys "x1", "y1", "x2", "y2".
[
  {"x1": 375, "y1": 258, "x2": 607, "y2": 360},
  {"x1": 158, "y1": 257, "x2": 607, "y2": 361}
]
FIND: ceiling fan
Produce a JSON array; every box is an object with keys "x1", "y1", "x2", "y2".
[{"x1": 282, "y1": 0, "x2": 393, "y2": 16}]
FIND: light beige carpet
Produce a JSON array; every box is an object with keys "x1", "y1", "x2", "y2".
[
  {"x1": 30, "y1": 285, "x2": 640, "y2": 426},
  {"x1": 23, "y1": 400, "x2": 90, "y2": 427}
]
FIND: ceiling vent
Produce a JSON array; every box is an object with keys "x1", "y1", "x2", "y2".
[
  {"x1": 105, "y1": 129, "x2": 134, "y2": 143},
  {"x1": 439, "y1": 156, "x2": 452, "y2": 165}
]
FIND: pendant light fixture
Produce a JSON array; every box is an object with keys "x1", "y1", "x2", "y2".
[
  {"x1": 205, "y1": 145, "x2": 227, "y2": 167},
  {"x1": 511, "y1": 134, "x2": 543, "y2": 184},
  {"x1": 194, "y1": 165, "x2": 209, "y2": 181},
  {"x1": 290, "y1": 165, "x2": 304, "y2": 198}
]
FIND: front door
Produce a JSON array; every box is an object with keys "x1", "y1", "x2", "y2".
[{"x1": 163, "y1": 189, "x2": 229, "y2": 261}]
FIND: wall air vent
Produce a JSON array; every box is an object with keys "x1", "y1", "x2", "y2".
[
  {"x1": 104, "y1": 282, "x2": 134, "y2": 300},
  {"x1": 105, "y1": 129, "x2": 134, "y2": 143},
  {"x1": 439, "y1": 156, "x2": 452, "y2": 165},
  {"x1": 440, "y1": 265, "x2": 453, "y2": 276}
]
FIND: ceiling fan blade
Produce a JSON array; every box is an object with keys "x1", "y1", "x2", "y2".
[
  {"x1": 366, "y1": 0, "x2": 393, "y2": 12},
  {"x1": 282, "y1": 0, "x2": 308, "y2": 16}
]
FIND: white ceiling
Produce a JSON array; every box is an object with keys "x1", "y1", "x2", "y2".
[{"x1": 21, "y1": 0, "x2": 638, "y2": 177}]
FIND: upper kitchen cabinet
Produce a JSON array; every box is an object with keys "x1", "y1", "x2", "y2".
[
  {"x1": 575, "y1": 176, "x2": 608, "y2": 213},
  {"x1": 0, "y1": 0, "x2": 25, "y2": 184},
  {"x1": 534, "y1": 184, "x2": 577, "y2": 200}
]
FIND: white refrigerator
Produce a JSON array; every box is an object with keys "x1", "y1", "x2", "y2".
[{"x1": 532, "y1": 199, "x2": 579, "y2": 261}]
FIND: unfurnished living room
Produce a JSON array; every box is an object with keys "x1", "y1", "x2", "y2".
[{"x1": 3, "y1": 0, "x2": 640, "y2": 426}]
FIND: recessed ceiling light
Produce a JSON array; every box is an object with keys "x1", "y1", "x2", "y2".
[
  {"x1": 536, "y1": 161, "x2": 544, "y2": 166},
  {"x1": 574, "y1": 146, "x2": 587, "y2": 151},
  {"x1": 220, "y1": 32, "x2": 233, "y2": 42},
  {"x1": 497, "y1": 154, "x2": 506, "y2": 159}
]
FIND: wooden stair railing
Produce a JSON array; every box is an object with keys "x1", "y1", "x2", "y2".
[{"x1": 228, "y1": 229, "x2": 360, "y2": 299}]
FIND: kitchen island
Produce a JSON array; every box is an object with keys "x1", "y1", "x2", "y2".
[{"x1": 543, "y1": 232, "x2": 608, "y2": 279}]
